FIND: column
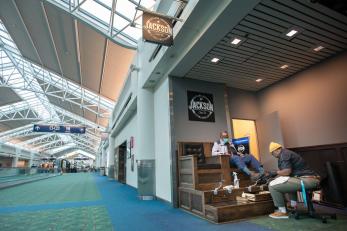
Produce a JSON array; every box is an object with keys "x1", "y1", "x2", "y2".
[
  {"x1": 12, "y1": 156, "x2": 18, "y2": 168},
  {"x1": 136, "y1": 87, "x2": 155, "y2": 161},
  {"x1": 107, "y1": 136, "x2": 115, "y2": 178}
]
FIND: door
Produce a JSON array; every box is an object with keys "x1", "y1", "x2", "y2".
[
  {"x1": 118, "y1": 142, "x2": 127, "y2": 184},
  {"x1": 232, "y1": 119, "x2": 260, "y2": 160},
  {"x1": 114, "y1": 147, "x2": 119, "y2": 180}
]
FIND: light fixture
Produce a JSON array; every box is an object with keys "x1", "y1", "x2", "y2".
[
  {"x1": 286, "y1": 30, "x2": 298, "y2": 37},
  {"x1": 231, "y1": 38, "x2": 242, "y2": 45},
  {"x1": 280, "y1": 64, "x2": 289, "y2": 69},
  {"x1": 283, "y1": 27, "x2": 302, "y2": 40},
  {"x1": 230, "y1": 35, "x2": 246, "y2": 47},
  {"x1": 313, "y1": 45, "x2": 324, "y2": 52},
  {"x1": 211, "y1": 57, "x2": 220, "y2": 63},
  {"x1": 255, "y1": 78, "x2": 263, "y2": 83}
]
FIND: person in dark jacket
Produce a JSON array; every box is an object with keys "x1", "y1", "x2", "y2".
[{"x1": 267, "y1": 142, "x2": 320, "y2": 219}]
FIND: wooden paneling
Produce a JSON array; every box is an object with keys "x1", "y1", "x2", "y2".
[
  {"x1": 177, "y1": 141, "x2": 274, "y2": 223},
  {"x1": 291, "y1": 142, "x2": 347, "y2": 206}
]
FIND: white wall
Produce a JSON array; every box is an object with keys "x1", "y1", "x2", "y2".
[
  {"x1": 154, "y1": 77, "x2": 172, "y2": 202},
  {"x1": 114, "y1": 113, "x2": 138, "y2": 188}
]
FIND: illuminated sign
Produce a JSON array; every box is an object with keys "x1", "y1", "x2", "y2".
[{"x1": 143, "y1": 11, "x2": 173, "y2": 46}]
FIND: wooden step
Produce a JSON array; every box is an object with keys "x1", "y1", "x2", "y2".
[{"x1": 204, "y1": 200, "x2": 275, "y2": 223}]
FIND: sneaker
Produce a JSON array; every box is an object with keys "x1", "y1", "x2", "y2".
[{"x1": 269, "y1": 211, "x2": 289, "y2": 219}]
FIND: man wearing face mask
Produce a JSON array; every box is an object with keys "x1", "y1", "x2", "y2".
[{"x1": 212, "y1": 131, "x2": 264, "y2": 181}]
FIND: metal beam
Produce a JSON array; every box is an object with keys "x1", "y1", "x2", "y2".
[{"x1": 0, "y1": 46, "x2": 114, "y2": 118}]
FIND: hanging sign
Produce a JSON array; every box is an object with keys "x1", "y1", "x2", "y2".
[
  {"x1": 142, "y1": 11, "x2": 173, "y2": 46},
  {"x1": 187, "y1": 91, "x2": 215, "y2": 122},
  {"x1": 33, "y1": 124, "x2": 86, "y2": 134}
]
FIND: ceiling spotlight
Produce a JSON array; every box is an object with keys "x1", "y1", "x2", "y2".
[
  {"x1": 283, "y1": 27, "x2": 302, "y2": 40},
  {"x1": 313, "y1": 45, "x2": 324, "y2": 52},
  {"x1": 255, "y1": 78, "x2": 263, "y2": 82},
  {"x1": 230, "y1": 36, "x2": 246, "y2": 47},
  {"x1": 280, "y1": 64, "x2": 289, "y2": 69},
  {"x1": 231, "y1": 38, "x2": 242, "y2": 45},
  {"x1": 286, "y1": 30, "x2": 298, "y2": 37},
  {"x1": 211, "y1": 57, "x2": 220, "y2": 63}
]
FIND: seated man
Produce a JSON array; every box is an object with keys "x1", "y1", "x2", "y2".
[
  {"x1": 267, "y1": 142, "x2": 320, "y2": 219},
  {"x1": 212, "y1": 131, "x2": 264, "y2": 181}
]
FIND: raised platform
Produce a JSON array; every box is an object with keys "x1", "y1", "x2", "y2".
[{"x1": 177, "y1": 142, "x2": 274, "y2": 223}]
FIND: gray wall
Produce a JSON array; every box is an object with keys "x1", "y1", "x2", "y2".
[
  {"x1": 257, "y1": 52, "x2": 347, "y2": 148},
  {"x1": 228, "y1": 87, "x2": 259, "y2": 120},
  {"x1": 172, "y1": 77, "x2": 228, "y2": 142},
  {"x1": 227, "y1": 51, "x2": 347, "y2": 149}
]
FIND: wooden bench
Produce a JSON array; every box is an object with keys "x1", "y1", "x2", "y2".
[{"x1": 177, "y1": 142, "x2": 274, "y2": 223}]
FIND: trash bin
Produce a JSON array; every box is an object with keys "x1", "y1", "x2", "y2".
[{"x1": 137, "y1": 159, "x2": 155, "y2": 200}]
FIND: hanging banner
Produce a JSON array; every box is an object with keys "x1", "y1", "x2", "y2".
[
  {"x1": 232, "y1": 137, "x2": 250, "y2": 154},
  {"x1": 142, "y1": 11, "x2": 173, "y2": 46},
  {"x1": 33, "y1": 124, "x2": 86, "y2": 134},
  {"x1": 187, "y1": 91, "x2": 215, "y2": 122}
]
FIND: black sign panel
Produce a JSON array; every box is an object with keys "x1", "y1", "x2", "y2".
[
  {"x1": 142, "y1": 11, "x2": 173, "y2": 46},
  {"x1": 187, "y1": 91, "x2": 215, "y2": 122}
]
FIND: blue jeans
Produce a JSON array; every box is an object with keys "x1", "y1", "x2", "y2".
[{"x1": 230, "y1": 154, "x2": 263, "y2": 175}]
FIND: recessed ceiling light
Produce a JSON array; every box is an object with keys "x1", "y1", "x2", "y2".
[
  {"x1": 280, "y1": 64, "x2": 289, "y2": 69},
  {"x1": 231, "y1": 38, "x2": 242, "y2": 45},
  {"x1": 286, "y1": 29, "x2": 298, "y2": 37},
  {"x1": 211, "y1": 57, "x2": 220, "y2": 63},
  {"x1": 229, "y1": 36, "x2": 246, "y2": 47},
  {"x1": 255, "y1": 78, "x2": 263, "y2": 82},
  {"x1": 313, "y1": 45, "x2": 324, "y2": 52}
]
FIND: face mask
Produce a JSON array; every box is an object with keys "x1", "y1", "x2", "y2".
[{"x1": 223, "y1": 138, "x2": 229, "y2": 144}]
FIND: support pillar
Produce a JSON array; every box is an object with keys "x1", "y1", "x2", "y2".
[
  {"x1": 107, "y1": 136, "x2": 115, "y2": 179},
  {"x1": 12, "y1": 156, "x2": 18, "y2": 168},
  {"x1": 136, "y1": 87, "x2": 155, "y2": 161}
]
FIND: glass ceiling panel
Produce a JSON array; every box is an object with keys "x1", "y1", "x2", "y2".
[
  {"x1": 117, "y1": 0, "x2": 137, "y2": 20},
  {"x1": 101, "y1": 0, "x2": 113, "y2": 7},
  {"x1": 80, "y1": 0, "x2": 111, "y2": 23},
  {"x1": 49, "y1": 0, "x2": 156, "y2": 46}
]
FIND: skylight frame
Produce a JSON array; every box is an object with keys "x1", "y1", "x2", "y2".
[{"x1": 47, "y1": 0, "x2": 156, "y2": 48}]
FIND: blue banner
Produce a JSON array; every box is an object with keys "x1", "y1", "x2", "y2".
[{"x1": 33, "y1": 124, "x2": 86, "y2": 134}]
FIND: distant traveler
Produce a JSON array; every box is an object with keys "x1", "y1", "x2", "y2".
[
  {"x1": 212, "y1": 131, "x2": 264, "y2": 181},
  {"x1": 267, "y1": 142, "x2": 320, "y2": 219}
]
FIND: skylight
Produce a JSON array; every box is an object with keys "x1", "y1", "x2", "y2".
[
  {"x1": 49, "y1": 0, "x2": 156, "y2": 47},
  {"x1": 0, "y1": 20, "x2": 106, "y2": 154}
]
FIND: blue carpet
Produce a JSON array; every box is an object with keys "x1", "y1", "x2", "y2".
[
  {"x1": 94, "y1": 174, "x2": 271, "y2": 231},
  {"x1": 0, "y1": 174, "x2": 271, "y2": 231}
]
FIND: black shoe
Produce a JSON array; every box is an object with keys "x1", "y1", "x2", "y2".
[{"x1": 251, "y1": 172, "x2": 265, "y2": 182}]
